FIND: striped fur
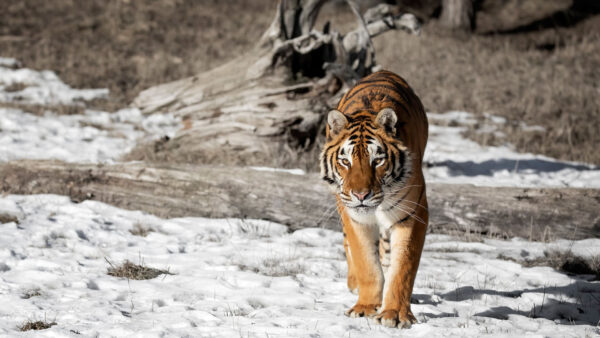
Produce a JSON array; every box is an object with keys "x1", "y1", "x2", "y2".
[{"x1": 320, "y1": 70, "x2": 429, "y2": 328}]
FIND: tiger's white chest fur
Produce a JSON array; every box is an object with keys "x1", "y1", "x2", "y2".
[{"x1": 346, "y1": 206, "x2": 397, "y2": 237}]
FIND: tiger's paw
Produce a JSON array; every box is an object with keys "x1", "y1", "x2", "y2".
[
  {"x1": 374, "y1": 309, "x2": 417, "y2": 328},
  {"x1": 344, "y1": 303, "x2": 380, "y2": 318}
]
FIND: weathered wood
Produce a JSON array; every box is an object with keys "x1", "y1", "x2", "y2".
[
  {"x1": 1, "y1": 160, "x2": 597, "y2": 240},
  {"x1": 440, "y1": 0, "x2": 474, "y2": 31},
  {"x1": 128, "y1": 0, "x2": 420, "y2": 168}
]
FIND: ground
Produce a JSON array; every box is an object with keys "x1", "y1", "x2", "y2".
[
  {"x1": 1, "y1": 195, "x2": 599, "y2": 337},
  {"x1": 0, "y1": 58, "x2": 599, "y2": 336},
  {"x1": 0, "y1": 1, "x2": 599, "y2": 336}
]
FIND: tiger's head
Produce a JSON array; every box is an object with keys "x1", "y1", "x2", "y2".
[{"x1": 320, "y1": 108, "x2": 412, "y2": 217}]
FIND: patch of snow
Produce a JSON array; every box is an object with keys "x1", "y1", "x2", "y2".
[
  {"x1": 424, "y1": 111, "x2": 600, "y2": 188},
  {"x1": 0, "y1": 57, "x2": 20, "y2": 68},
  {"x1": 0, "y1": 59, "x2": 181, "y2": 163},
  {"x1": 0, "y1": 65, "x2": 108, "y2": 106},
  {"x1": 0, "y1": 195, "x2": 598, "y2": 337},
  {"x1": 0, "y1": 107, "x2": 180, "y2": 163}
]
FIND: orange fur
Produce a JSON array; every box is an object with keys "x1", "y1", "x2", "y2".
[{"x1": 320, "y1": 70, "x2": 428, "y2": 328}]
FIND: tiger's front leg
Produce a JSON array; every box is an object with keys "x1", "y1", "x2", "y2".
[
  {"x1": 341, "y1": 212, "x2": 384, "y2": 318},
  {"x1": 375, "y1": 214, "x2": 427, "y2": 328}
]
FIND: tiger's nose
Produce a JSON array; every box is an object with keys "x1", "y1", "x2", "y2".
[{"x1": 352, "y1": 190, "x2": 371, "y2": 201}]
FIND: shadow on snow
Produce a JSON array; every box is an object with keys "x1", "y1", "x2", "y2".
[
  {"x1": 414, "y1": 280, "x2": 600, "y2": 325},
  {"x1": 429, "y1": 158, "x2": 597, "y2": 177}
]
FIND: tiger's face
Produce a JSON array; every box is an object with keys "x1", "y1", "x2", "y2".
[{"x1": 321, "y1": 108, "x2": 412, "y2": 217}]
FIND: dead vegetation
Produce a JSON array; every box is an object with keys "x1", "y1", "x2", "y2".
[
  {"x1": 0, "y1": 1, "x2": 598, "y2": 165},
  {"x1": 129, "y1": 223, "x2": 154, "y2": 237},
  {"x1": 106, "y1": 258, "x2": 172, "y2": 280},
  {"x1": 0, "y1": 101, "x2": 85, "y2": 116},
  {"x1": 21, "y1": 289, "x2": 42, "y2": 299},
  {"x1": 524, "y1": 250, "x2": 600, "y2": 280},
  {"x1": 0, "y1": 0, "x2": 273, "y2": 111},
  {"x1": 376, "y1": 18, "x2": 600, "y2": 165},
  {"x1": 500, "y1": 250, "x2": 600, "y2": 280},
  {"x1": 0, "y1": 213, "x2": 19, "y2": 224},
  {"x1": 18, "y1": 319, "x2": 56, "y2": 331}
]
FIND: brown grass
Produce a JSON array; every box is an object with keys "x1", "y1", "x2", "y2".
[
  {"x1": 21, "y1": 289, "x2": 42, "y2": 299},
  {"x1": 1, "y1": 1, "x2": 598, "y2": 165},
  {"x1": 499, "y1": 250, "x2": 600, "y2": 280},
  {"x1": 106, "y1": 258, "x2": 171, "y2": 280},
  {"x1": 129, "y1": 223, "x2": 154, "y2": 237},
  {"x1": 0, "y1": 0, "x2": 273, "y2": 111},
  {"x1": 0, "y1": 213, "x2": 19, "y2": 224},
  {"x1": 2, "y1": 82, "x2": 28, "y2": 92},
  {"x1": 376, "y1": 18, "x2": 600, "y2": 165},
  {"x1": 0, "y1": 102, "x2": 85, "y2": 116},
  {"x1": 18, "y1": 320, "x2": 56, "y2": 331}
]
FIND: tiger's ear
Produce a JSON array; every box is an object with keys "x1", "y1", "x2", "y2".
[
  {"x1": 327, "y1": 110, "x2": 347, "y2": 140},
  {"x1": 376, "y1": 108, "x2": 397, "y2": 134}
]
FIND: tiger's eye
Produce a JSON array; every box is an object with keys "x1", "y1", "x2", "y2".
[
  {"x1": 340, "y1": 159, "x2": 350, "y2": 166},
  {"x1": 374, "y1": 158, "x2": 385, "y2": 166}
]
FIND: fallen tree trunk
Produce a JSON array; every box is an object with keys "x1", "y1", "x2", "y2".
[
  {"x1": 1, "y1": 160, "x2": 597, "y2": 241},
  {"x1": 126, "y1": 1, "x2": 420, "y2": 169}
]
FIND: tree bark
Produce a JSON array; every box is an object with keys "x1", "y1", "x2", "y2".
[
  {"x1": 126, "y1": 1, "x2": 420, "y2": 169},
  {"x1": 440, "y1": 0, "x2": 474, "y2": 31},
  {"x1": 1, "y1": 160, "x2": 597, "y2": 241}
]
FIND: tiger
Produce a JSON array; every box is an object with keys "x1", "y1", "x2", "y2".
[{"x1": 320, "y1": 70, "x2": 428, "y2": 328}]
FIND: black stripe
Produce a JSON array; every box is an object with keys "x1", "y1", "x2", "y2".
[{"x1": 397, "y1": 208, "x2": 417, "y2": 225}]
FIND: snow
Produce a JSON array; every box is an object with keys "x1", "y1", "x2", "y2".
[
  {"x1": 0, "y1": 66, "x2": 108, "y2": 106},
  {"x1": 0, "y1": 62, "x2": 181, "y2": 163},
  {"x1": 1, "y1": 59, "x2": 599, "y2": 336},
  {"x1": 0, "y1": 195, "x2": 598, "y2": 337},
  {"x1": 424, "y1": 111, "x2": 600, "y2": 188},
  {"x1": 1, "y1": 61, "x2": 599, "y2": 187}
]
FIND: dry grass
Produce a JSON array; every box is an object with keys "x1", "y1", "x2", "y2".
[
  {"x1": 0, "y1": 101, "x2": 85, "y2": 116},
  {"x1": 0, "y1": 213, "x2": 19, "y2": 224},
  {"x1": 129, "y1": 223, "x2": 154, "y2": 237},
  {"x1": 106, "y1": 258, "x2": 171, "y2": 280},
  {"x1": 500, "y1": 250, "x2": 600, "y2": 280},
  {"x1": 21, "y1": 289, "x2": 42, "y2": 299},
  {"x1": 0, "y1": 0, "x2": 273, "y2": 111},
  {"x1": 524, "y1": 250, "x2": 600, "y2": 279},
  {"x1": 1, "y1": 1, "x2": 598, "y2": 165},
  {"x1": 18, "y1": 320, "x2": 56, "y2": 331},
  {"x1": 376, "y1": 18, "x2": 600, "y2": 165}
]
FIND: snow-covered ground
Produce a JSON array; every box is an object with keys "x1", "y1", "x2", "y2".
[
  {"x1": 0, "y1": 195, "x2": 598, "y2": 337},
  {"x1": 0, "y1": 60, "x2": 180, "y2": 163},
  {"x1": 1, "y1": 59, "x2": 599, "y2": 336},
  {"x1": 1, "y1": 60, "x2": 599, "y2": 186},
  {"x1": 424, "y1": 111, "x2": 600, "y2": 188}
]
